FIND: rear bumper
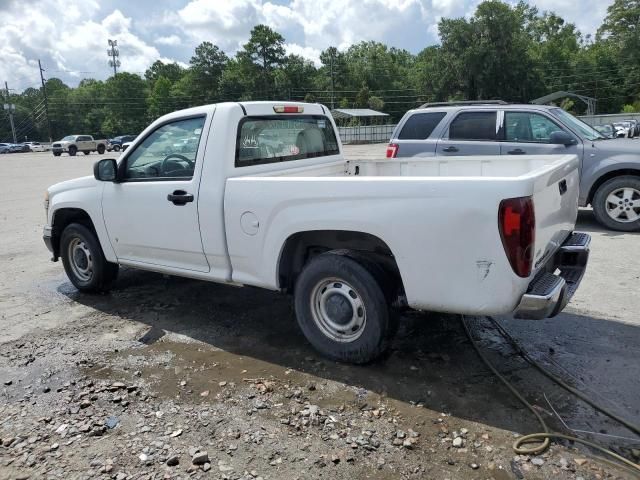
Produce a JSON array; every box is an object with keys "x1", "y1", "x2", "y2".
[{"x1": 514, "y1": 232, "x2": 590, "y2": 320}]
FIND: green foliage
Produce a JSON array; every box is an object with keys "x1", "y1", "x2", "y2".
[{"x1": 4, "y1": 1, "x2": 640, "y2": 142}]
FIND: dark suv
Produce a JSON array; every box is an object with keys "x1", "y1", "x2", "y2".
[
  {"x1": 388, "y1": 101, "x2": 640, "y2": 231},
  {"x1": 107, "y1": 135, "x2": 137, "y2": 152}
]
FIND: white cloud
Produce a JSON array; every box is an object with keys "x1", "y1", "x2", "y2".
[
  {"x1": 155, "y1": 34, "x2": 182, "y2": 46},
  {"x1": 0, "y1": 0, "x2": 615, "y2": 92},
  {"x1": 0, "y1": 0, "x2": 175, "y2": 90}
]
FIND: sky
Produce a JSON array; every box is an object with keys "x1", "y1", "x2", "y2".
[{"x1": 0, "y1": 0, "x2": 613, "y2": 92}]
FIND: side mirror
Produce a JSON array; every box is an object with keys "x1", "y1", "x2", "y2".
[
  {"x1": 94, "y1": 158, "x2": 118, "y2": 182},
  {"x1": 550, "y1": 131, "x2": 577, "y2": 146}
]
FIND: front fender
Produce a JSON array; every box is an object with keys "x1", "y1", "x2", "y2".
[
  {"x1": 47, "y1": 180, "x2": 116, "y2": 262},
  {"x1": 581, "y1": 157, "x2": 640, "y2": 205}
]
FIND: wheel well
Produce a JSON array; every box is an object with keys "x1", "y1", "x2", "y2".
[
  {"x1": 588, "y1": 169, "x2": 640, "y2": 204},
  {"x1": 51, "y1": 208, "x2": 97, "y2": 259},
  {"x1": 278, "y1": 230, "x2": 404, "y2": 296}
]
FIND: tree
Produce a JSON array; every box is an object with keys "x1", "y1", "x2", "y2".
[
  {"x1": 239, "y1": 25, "x2": 286, "y2": 96},
  {"x1": 145, "y1": 61, "x2": 185, "y2": 85},
  {"x1": 355, "y1": 83, "x2": 371, "y2": 108},
  {"x1": 189, "y1": 42, "x2": 228, "y2": 102},
  {"x1": 368, "y1": 96, "x2": 384, "y2": 111},
  {"x1": 101, "y1": 73, "x2": 148, "y2": 136},
  {"x1": 148, "y1": 76, "x2": 173, "y2": 119}
]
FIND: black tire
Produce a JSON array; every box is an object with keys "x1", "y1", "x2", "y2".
[
  {"x1": 68, "y1": 146, "x2": 77, "y2": 156},
  {"x1": 53, "y1": 152, "x2": 61, "y2": 157},
  {"x1": 83, "y1": 151, "x2": 90, "y2": 155},
  {"x1": 97, "y1": 145, "x2": 105, "y2": 154},
  {"x1": 592, "y1": 175, "x2": 640, "y2": 232},
  {"x1": 113, "y1": 145, "x2": 121, "y2": 152},
  {"x1": 294, "y1": 252, "x2": 397, "y2": 364},
  {"x1": 60, "y1": 223, "x2": 119, "y2": 293}
]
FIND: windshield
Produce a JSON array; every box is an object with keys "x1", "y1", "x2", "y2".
[
  {"x1": 550, "y1": 108, "x2": 605, "y2": 141},
  {"x1": 61, "y1": 135, "x2": 76, "y2": 141}
]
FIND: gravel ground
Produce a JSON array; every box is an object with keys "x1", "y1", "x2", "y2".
[{"x1": 0, "y1": 148, "x2": 638, "y2": 480}]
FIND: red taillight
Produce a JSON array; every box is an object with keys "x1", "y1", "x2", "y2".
[
  {"x1": 498, "y1": 196, "x2": 535, "y2": 277},
  {"x1": 386, "y1": 143, "x2": 399, "y2": 158}
]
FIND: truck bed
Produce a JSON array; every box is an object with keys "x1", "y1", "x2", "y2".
[{"x1": 225, "y1": 154, "x2": 580, "y2": 315}]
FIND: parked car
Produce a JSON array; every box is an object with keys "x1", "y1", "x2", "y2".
[
  {"x1": 388, "y1": 101, "x2": 640, "y2": 231},
  {"x1": 0, "y1": 143, "x2": 11, "y2": 154},
  {"x1": 42, "y1": 101, "x2": 590, "y2": 363},
  {"x1": 121, "y1": 141, "x2": 133, "y2": 152},
  {"x1": 627, "y1": 119, "x2": 639, "y2": 137},
  {"x1": 613, "y1": 121, "x2": 634, "y2": 138},
  {"x1": 9, "y1": 143, "x2": 30, "y2": 153},
  {"x1": 107, "y1": 135, "x2": 137, "y2": 152},
  {"x1": 51, "y1": 135, "x2": 107, "y2": 156},
  {"x1": 25, "y1": 141, "x2": 46, "y2": 152},
  {"x1": 593, "y1": 124, "x2": 616, "y2": 138}
]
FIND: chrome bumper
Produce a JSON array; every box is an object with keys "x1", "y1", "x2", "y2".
[{"x1": 514, "y1": 232, "x2": 591, "y2": 320}]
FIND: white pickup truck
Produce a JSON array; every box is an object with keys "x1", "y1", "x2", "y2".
[{"x1": 43, "y1": 101, "x2": 590, "y2": 363}]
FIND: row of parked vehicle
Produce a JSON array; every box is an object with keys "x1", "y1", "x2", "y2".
[
  {"x1": 0, "y1": 141, "x2": 47, "y2": 154},
  {"x1": 594, "y1": 119, "x2": 640, "y2": 138}
]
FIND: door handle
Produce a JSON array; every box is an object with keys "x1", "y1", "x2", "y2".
[
  {"x1": 167, "y1": 190, "x2": 194, "y2": 205},
  {"x1": 442, "y1": 146, "x2": 458, "y2": 153},
  {"x1": 507, "y1": 148, "x2": 526, "y2": 155}
]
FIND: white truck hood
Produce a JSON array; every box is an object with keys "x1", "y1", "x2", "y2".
[{"x1": 48, "y1": 175, "x2": 98, "y2": 196}]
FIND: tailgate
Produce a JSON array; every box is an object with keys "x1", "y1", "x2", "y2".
[{"x1": 530, "y1": 155, "x2": 580, "y2": 274}]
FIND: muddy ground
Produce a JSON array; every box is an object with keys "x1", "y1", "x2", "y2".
[{"x1": 0, "y1": 148, "x2": 639, "y2": 480}]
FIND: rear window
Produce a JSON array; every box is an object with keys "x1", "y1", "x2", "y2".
[
  {"x1": 449, "y1": 111, "x2": 497, "y2": 141},
  {"x1": 236, "y1": 115, "x2": 339, "y2": 167},
  {"x1": 398, "y1": 112, "x2": 446, "y2": 140}
]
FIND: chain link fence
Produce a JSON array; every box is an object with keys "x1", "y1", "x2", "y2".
[{"x1": 337, "y1": 124, "x2": 397, "y2": 144}]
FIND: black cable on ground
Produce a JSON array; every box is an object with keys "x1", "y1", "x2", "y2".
[{"x1": 460, "y1": 315, "x2": 640, "y2": 473}]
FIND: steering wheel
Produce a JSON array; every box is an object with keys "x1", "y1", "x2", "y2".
[{"x1": 160, "y1": 153, "x2": 193, "y2": 176}]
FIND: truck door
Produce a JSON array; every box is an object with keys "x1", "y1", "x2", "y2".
[
  {"x1": 436, "y1": 110, "x2": 501, "y2": 156},
  {"x1": 499, "y1": 111, "x2": 581, "y2": 157},
  {"x1": 101, "y1": 115, "x2": 210, "y2": 272}
]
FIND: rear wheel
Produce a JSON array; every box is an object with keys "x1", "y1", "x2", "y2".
[
  {"x1": 97, "y1": 145, "x2": 105, "y2": 154},
  {"x1": 60, "y1": 223, "x2": 118, "y2": 292},
  {"x1": 593, "y1": 176, "x2": 640, "y2": 232},
  {"x1": 113, "y1": 145, "x2": 121, "y2": 152},
  {"x1": 53, "y1": 152, "x2": 61, "y2": 157},
  {"x1": 68, "y1": 146, "x2": 77, "y2": 156},
  {"x1": 294, "y1": 252, "x2": 397, "y2": 364}
]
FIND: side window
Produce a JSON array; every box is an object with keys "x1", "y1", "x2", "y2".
[
  {"x1": 398, "y1": 112, "x2": 446, "y2": 140},
  {"x1": 124, "y1": 116, "x2": 205, "y2": 180},
  {"x1": 449, "y1": 111, "x2": 497, "y2": 141},
  {"x1": 505, "y1": 112, "x2": 563, "y2": 143}
]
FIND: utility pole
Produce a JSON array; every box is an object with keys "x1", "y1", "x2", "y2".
[
  {"x1": 107, "y1": 39, "x2": 120, "y2": 76},
  {"x1": 3, "y1": 82, "x2": 17, "y2": 143},
  {"x1": 38, "y1": 59, "x2": 53, "y2": 142},
  {"x1": 329, "y1": 50, "x2": 335, "y2": 110}
]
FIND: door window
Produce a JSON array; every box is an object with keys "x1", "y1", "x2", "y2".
[
  {"x1": 505, "y1": 112, "x2": 563, "y2": 143},
  {"x1": 398, "y1": 112, "x2": 446, "y2": 140},
  {"x1": 124, "y1": 116, "x2": 205, "y2": 180},
  {"x1": 449, "y1": 111, "x2": 497, "y2": 141}
]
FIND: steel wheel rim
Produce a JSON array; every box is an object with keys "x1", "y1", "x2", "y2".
[
  {"x1": 605, "y1": 187, "x2": 640, "y2": 223},
  {"x1": 310, "y1": 278, "x2": 366, "y2": 343},
  {"x1": 68, "y1": 238, "x2": 93, "y2": 282}
]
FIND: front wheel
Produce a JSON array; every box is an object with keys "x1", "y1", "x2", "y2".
[
  {"x1": 97, "y1": 145, "x2": 105, "y2": 154},
  {"x1": 592, "y1": 176, "x2": 640, "y2": 232},
  {"x1": 294, "y1": 252, "x2": 396, "y2": 364},
  {"x1": 83, "y1": 151, "x2": 90, "y2": 155},
  {"x1": 113, "y1": 145, "x2": 121, "y2": 152},
  {"x1": 53, "y1": 152, "x2": 61, "y2": 157},
  {"x1": 60, "y1": 223, "x2": 119, "y2": 292},
  {"x1": 68, "y1": 146, "x2": 77, "y2": 156}
]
